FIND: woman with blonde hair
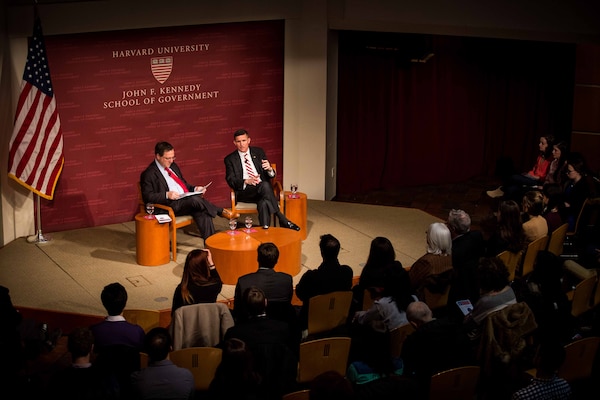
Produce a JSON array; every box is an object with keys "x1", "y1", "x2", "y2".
[
  {"x1": 171, "y1": 248, "x2": 222, "y2": 314},
  {"x1": 408, "y1": 222, "x2": 454, "y2": 300}
]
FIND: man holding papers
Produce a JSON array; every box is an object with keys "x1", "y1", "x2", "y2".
[{"x1": 141, "y1": 141, "x2": 238, "y2": 239}]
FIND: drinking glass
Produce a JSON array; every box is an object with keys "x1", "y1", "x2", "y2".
[
  {"x1": 290, "y1": 184, "x2": 298, "y2": 198},
  {"x1": 145, "y1": 203, "x2": 155, "y2": 219},
  {"x1": 244, "y1": 216, "x2": 253, "y2": 232},
  {"x1": 228, "y1": 218, "x2": 237, "y2": 234}
]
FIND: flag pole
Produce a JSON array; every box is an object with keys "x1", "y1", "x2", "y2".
[{"x1": 27, "y1": 194, "x2": 50, "y2": 243}]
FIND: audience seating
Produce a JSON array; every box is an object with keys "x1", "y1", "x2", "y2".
[
  {"x1": 170, "y1": 303, "x2": 234, "y2": 350},
  {"x1": 306, "y1": 291, "x2": 352, "y2": 338},
  {"x1": 566, "y1": 275, "x2": 597, "y2": 318},
  {"x1": 137, "y1": 182, "x2": 193, "y2": 262},
  {"x1": 428, "y1": 365, "x2": 480, "y2": 400},
  {"x1": 519, "y1": 235, "x2": 549, "y2": 278},
  {"x1": 423, "y1": 284, "x2": 451, "y2": 313},
  {"x1": 122, "y1": 308, "x2": 161, "y2": 333},
  {"x1": 227, "y1": 163, "x2": 285, "y2": 226},
  {"x1": 389, "y1": 322, "x2": 415, "y2": 358},
  {"x1": 497, "y1": 250, "x2": 523, "y2": 282},
  {"x1": 282, "y1": 389, "x2": 310, "y2": 400},
  {"x1": 546, "y1": 222, "x2": 569, "y2": 257},
  {"x1": 558, "y1": 336, "x2": 600, "y2": 383},
  {"x1": 297, "y1": 336, "x2": 351, "y2": 384},
  {"x1": 361, "y1": 288, "x2": 374, "y2": 311},
  {"x1": 169, "y1": 346, "x2": 223, "y2": 391}
]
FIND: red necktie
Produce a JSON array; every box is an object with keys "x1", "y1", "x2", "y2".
[
  {"x1": 244, "y1": 153, "x2": 256, "y2": 178},
  {"x1": 165, "y1": 167, "x2": 188, "y2": 192}
]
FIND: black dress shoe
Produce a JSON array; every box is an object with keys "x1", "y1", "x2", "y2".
[
  {"x1": 286, "y1": 221, "x2": 301, "y2": 231},
  {"x1": 262, "y1": 225, "x2": 269, "y2": 229}
]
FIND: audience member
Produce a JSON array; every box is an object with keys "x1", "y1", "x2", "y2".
[
  {"x1": 351, "y1": 237, "x2": 407, "y2": 316},
  {"x1": 130, "y1": 327, "x2": 194, "y2": 400},
  {"x1": 90, "y1": 282, "x2": 145, "y2": 351},
  {"x1": 487, "y1": 135, "x2": 554, "y2": 201},
  {"x1": 484, "y1": 200, "x2": 526, "y2": 257},
  {"x1": 141, "y1": 141, "x2": 237, "y2": 240},
  {"x1": 0, "y1": 285, "x2": 25, "y2": 392},
  {"x1": 224, "y1": 287, "x2": 298, "y2": 399},
  {"x1": 90, "y1": 282, "x2": 145, "y2": 397},
  {"x1": 464, "y1": 257, "x2": 517, "y2": 334},
  {"x1": 401, "y1": 301, "x2": 474, "y2": 398},
  {"x1": 561, "y1": 152, "x2": 595, "y2": 231},
  {"x1": 446, "y1": 209, "x2": 484, "y2": 306},
  {"x1": 295, "y1": 234, "x2": 354, "y2": 330},
  {"x1": 171, "y1": 248, "x2": 222, "y2": 315},
  {"x1": 511, "y1": 341, "x2": 571, "y2": 400},
  {"x1": 309, "y1": 370, "x2": 355, "y2": 400},
  {"x1": 541, "y1": 183, "x2": 565, "y2": 233},
  {"x1": 207, "y1": 338, "x2": 263, "y2": 400},
  {"x1": 408, "y1": 222, "x2": 453, "y2": 301},
  {"x1": 521, "y1": 190, "x2": 548, "y2": 243},
  {"x1": 47, "y1": 327, "x2": 119, "y2": 400},
  {"x1": 541, "y1": 140, "x2": 569, "y2": 188},
  {"x1": 224, "y1": 128, "x2": 300, "y2": 230},
  {"x1": 233, "y1": 242, "x2": 296, "y2": 329}
]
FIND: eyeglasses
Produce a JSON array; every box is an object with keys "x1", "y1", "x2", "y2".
[
  {"x1": 567, "y1": 170, "x2": 575, "y2": 175},
  {"x1": 162, "y1": 156, "x2": 176, "y2": 161}
]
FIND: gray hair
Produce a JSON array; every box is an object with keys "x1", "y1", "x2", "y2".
[
  {"x1": 447, "y1": 209, "x2": 471, "y2": 235},
  {"x1": 426, "y1": 222, "x2": 452, "y2": 255}
]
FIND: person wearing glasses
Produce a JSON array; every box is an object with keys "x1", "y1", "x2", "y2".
[
  {"x1": 140, "y1": 141, "x2": 238, "y2": 240},
  {"x1": 562, "y1": 152, "x2": 594, "y2": 231}
]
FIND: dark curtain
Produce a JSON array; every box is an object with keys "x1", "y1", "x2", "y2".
[{"x1": 336, "y1": 31, "x2": 576, "y2": 196}]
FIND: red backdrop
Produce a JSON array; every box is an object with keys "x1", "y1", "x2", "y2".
[{"x1": 41, "y1": 20, "x2": 284, "y2": 232}]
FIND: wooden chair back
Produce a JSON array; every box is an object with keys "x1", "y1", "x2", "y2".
[
  {"x1": 558, "y1": 336, "x2": 600, "y2": 383},
  {"x1": 389, "y1": 323, "x2": 415, "y2": 358},
  {"x1": 546, "y1": 222, "x2": 569, "y2": 256},
  {"x1": 593, "y1": 272, "x2": 600, "y2": 309},
  {"x1": 282, "y1": 389, "x2": 310, "y2": 400},
  {"x1": 429, "y1": 365, "x2": 480, "y2": 400},
  {"x1": 137, "y1": 182, "x2": 193, "y2": 262},
  {"x1": 520, "y1": 235, "x2": 549, "y2": 278},
  {"x1": 497, "y1": 250, "x2": 523, "y2": 282},
  {"x1": 228, "y1": 163, "x2": 284, "y2": 225},
  {"x1": 307, "y1": 291, "x2": 352, "y2": 336},
  {"x1": 423, "y1": 284, "x2": 451, "y2": 312},
  {"x1": 169, "y1": 346, "x2": 223, "y2": 391},
  {"x1": 139, "y1": 352, "x2": 149, "y2": 369},
  {"x1": 567, "y1": 275, "x2": 597, "y2": 318},
  {"x1": 297, "y1": 337, "x2": 351, "y2": 383},
  {"x1": 122, "y1": 308, "x2": 161, "y2": 333},
  {"x1": 566, "y1": 198, "x2": 591, "y2": 236}
]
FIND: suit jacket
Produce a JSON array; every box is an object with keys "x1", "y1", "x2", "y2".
[
  {"x1": 234, "y1": 268, "x2": 293, "y2": 317},
  {"x1": 170, "y1": 303, "x2": 234, "y2": 350},
  {"x1": 140, "y1": 161, "x2": 193, "y2": 207},
  {"x1": 224, "y1": 146, "x2": 275, "y2": 192},
  {"x1": 450, "y1": 230, "x2": 484, "y2": 303}
]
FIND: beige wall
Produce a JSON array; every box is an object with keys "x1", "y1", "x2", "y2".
[{"x1": 2, "y1": 0, "x2": 599, "y2": 245}]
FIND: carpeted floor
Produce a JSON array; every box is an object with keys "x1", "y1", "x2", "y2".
[{"x1": 0, "y1": 199, "x2": 444, "y2": 316}]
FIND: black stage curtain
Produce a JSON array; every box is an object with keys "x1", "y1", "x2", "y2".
[{"x1": 336, "y1": 31, "x2": 576, "y2": 196}]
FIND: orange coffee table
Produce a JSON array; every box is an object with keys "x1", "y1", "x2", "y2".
[{"x1": 205, "y1": 227, "x2": 302, "y2": 284}]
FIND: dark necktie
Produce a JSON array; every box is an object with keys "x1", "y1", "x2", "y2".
[{"x1": 165, "y1": 167, "x2": 188, "y2": 192}]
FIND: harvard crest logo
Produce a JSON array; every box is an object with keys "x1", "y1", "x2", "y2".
[{"x1": 151, "y1": 57, "x2": 173, "y2": 84}]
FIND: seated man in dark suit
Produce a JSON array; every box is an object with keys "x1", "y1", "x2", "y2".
[
  {"x1": 224, "y1": 128, "x2": 299, "y2": 230},
  {"x1": 295, "y1": 234, "x2": 354, "y2": 330},
  {"x1": 234, "y1": 242, "x2": 296, "y2": 328},
  {"x1": 141, "y1": 141, "x2": 237, "y2": 240},
  {"x1": 225, "y1": 287, "x2": 299, "y2": 400},
  {"x1": 446, "y1": 209, "x2": 484, "y2": 308}
]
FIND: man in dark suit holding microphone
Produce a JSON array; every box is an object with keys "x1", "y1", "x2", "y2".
[{"x1": 224, "y1": 129, "x2": 300, "y2": 230}]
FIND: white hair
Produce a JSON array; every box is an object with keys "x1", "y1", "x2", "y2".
[{"x1": 426, "y1": 222, "x2": 452, "y2": 255}]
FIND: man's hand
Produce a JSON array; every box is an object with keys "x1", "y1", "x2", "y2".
[{"x1": 167, "y1": 191, "x2": 180, "y2": 200}]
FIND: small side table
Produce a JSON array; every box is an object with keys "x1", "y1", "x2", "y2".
[
  {"x1": 135, "y1": 213, "x2": 170, "y2": 266},
  {"x1": 284, "y1": 191, "x2": 307, "y2": 240}
]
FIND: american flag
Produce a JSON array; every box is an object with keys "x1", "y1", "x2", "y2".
[{"x1": 8, "y1": 14, "x2": 64, "y2": 200}]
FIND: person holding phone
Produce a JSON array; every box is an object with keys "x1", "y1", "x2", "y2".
[{"x1": 224, "y1": 129, "x2": 300, "y2": 230}]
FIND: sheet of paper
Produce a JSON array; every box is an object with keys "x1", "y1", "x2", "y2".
[{"x1": 155, "y1": 214, "x2": 172, "y2": 223}]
